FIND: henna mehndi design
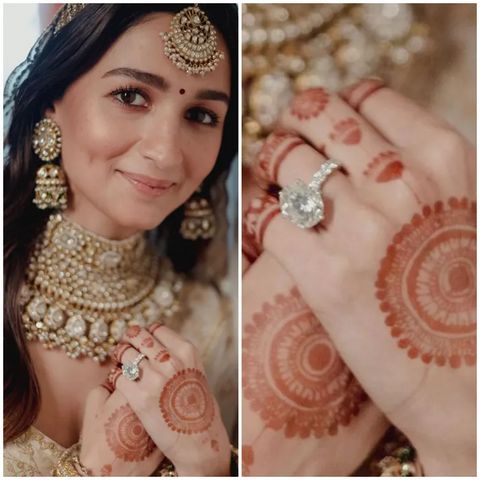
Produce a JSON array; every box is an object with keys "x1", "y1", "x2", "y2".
[
  {"x1": 159, "y1": 368, "x2": 215, "y2": 434},
  {"x1": 243, "y1": 288, "x2": 366, "y2": 438},
  {"x1": 376, "y1": 197, "x2": 476, "y2": 367},
  {"x1": 290, "y1": 88, "x2": 330, "y2": 120},
  {"x1": 104, "y1": 405, "x2": 156, "y2": 461}
]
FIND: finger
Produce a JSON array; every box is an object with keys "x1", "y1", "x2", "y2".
[
  {"x1": 278, "y1": 89, "x2": 431, "y2": 220},
  {"x1": 340, "y1": 80, "x2": 451, "y2": 149},
  {"x1": 243, "y1": 193, "x2": 280, "y2": 250},
  {"x1": 250, "y1": 132, "x2": 396, "y2": 235},
  {"x1": 83, "y1": 385, "x2": 110, "y2": 423},
  {"x1": 339, "y1": 77, "x2": 386, "y2": 110},
  {"x1": 253, "y1": 129, "x2": 305, "y2": 187},
  {"x1": 149, "y1": 325, "x2": 200, "y2": 369},
  {"x1": 106, "y1": 366, "x2": 123, "y2": 390},
  {"x1": 123, "y1": 325, "x2": 167, "y2": 358},
  {"x1": 279, "y1": 87, "x2": 397, "y2": 182}
]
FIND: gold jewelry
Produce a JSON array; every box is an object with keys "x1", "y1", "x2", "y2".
[
  {"x1": 242, "y1": 4, "x2": 430, "y2": 165},
  {"x1": 52, "y1": 443, "x2": 88, "y2": 476},
  {"x1": 32, "y1": 118, "x2": 67, "y2": 210},
  {"x1": 156, "y1": 458, "x2": 178, "y2": 477},
  {"x1": 21, "y1": 213, "x2": 184, "y2": 363},
  {"x1": 180, "y1": 192, "x2": 216, "y2": 240},
  {"x1": 53, "y1": 4, "x2": 86, "y2": 35},
  {"x1": 160, "y1": 4, "x2": 224, "y2": 76}
]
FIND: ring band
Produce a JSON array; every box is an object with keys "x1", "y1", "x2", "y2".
[
  {"x1": 279, "y1": 159, "x2": 340, "y2": 229},
  {"x1": 122, "y1": 352, "x2": 146, "y2": 382}
]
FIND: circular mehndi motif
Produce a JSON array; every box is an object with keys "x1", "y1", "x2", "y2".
[
  {"x1": 159, "y1": 368, "x2": 214, "y2": 434},
  {"x1": 105, "y1": 405, "x2": 156, "y2": 461},
  {"x1": 243, "y1": 288, "x2": 366, "y2": 438},
  {"x1": 376, "y1": 198, "x2": 476, "y2": 367}
]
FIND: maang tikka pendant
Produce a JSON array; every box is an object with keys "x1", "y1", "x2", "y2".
[{"x1": 160, "y1": 4, "x2": 224, "y2": 76}]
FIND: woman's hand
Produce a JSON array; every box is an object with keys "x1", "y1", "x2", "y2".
[
  {"x1": 111, "y1": 324, "x2": 231, "y2": 476},
  {"x1": 79, "y1": 385, "x2": 164, "y2": 476},
  {"x1": 242, "y1": 249, "x2": 389, "y2": 475},
  {"x1": 244, "y1": 80, "x2": 476, "y2": 475}
]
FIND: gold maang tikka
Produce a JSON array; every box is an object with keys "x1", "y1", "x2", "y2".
[{"x1": 160, "y1": 4, "x2": 224, "y2": 76}]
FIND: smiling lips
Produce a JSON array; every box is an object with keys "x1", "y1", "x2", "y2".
[{"x1": 118, "y1": 170, "x2": 175, "y2": 197}]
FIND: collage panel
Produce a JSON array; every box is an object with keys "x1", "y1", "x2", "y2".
[
  {"x1": 242, "y1": 3, "x2": 476, "y2": 477},
  {"x1": 4, "y1": 3, "x2": 238, "y2": 477}
]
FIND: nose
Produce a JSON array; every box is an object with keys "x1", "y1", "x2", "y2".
[{"x1": 138, "y1": 115, "x2": 184, "y2": 176}]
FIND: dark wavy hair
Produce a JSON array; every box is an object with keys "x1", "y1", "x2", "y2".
[{"x1": 4, "y1": 3, "x2": 237, "y2": 442}]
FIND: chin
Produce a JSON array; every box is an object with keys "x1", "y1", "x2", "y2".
[{"x1": 110, "y1": 205, "x2": 171, "y2": 234}]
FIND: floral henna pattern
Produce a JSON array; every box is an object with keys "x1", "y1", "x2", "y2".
[
  {"x1": 155, "y1": 350, "x2": 171, "y2": 362},
  {"x1": 290, "y1": 88, "x2": 330, "y2": 120},
  {"x1": 242, "y1": 445, "x2": 254, "y2": 476},
  {"x1": 211, "y1": 439, "x2": 220, "y2": 452},
  {"x1": 329, "y1": 118, "x2": 362, "y2": 145},
  {"x1": 364, "y1": 150, "x2": 404, "y2": 182},
  {"x1": 141, "y1": 336, "x2": 154, "y2": 348},
  {"x1": 243, "y1": 288, "x2": 367, "y2": 438},
  {"x1": 255, "y1": 130, "x2": 304, "y2": 184},
  {"x1": 104, "y1": 404, "x2": 156, "y2": 461},
  {"x1": 340, "y1": 78, "x2": 385, "y2": 110},
  {"x1": 107, "y1": 367, "x2": 122, "y2": 389},
  {"x1": 126, "y1": 325, "x2": 141, "y2": 338},
  {"x1": 159, "y1": 368, "x2": 215, "y2": 434},
  {"x1": 242, "y1": 225, "x2": 262, "y2": 265},
  {"x1": 112, "y1": 343, "x2": 130, "y2": 363},
  {"x1": 244, "y1": 195, "x2": 280, "y2": 248},
  {"x1": 376, "y1": 198, "x2": 476, "y2": 367}
]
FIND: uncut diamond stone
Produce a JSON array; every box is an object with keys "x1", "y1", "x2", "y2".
[
  {"x1": 65, "y1": 315, "x2": 86, "y2": 338},
  {"x1": 45, "y1": 305, "x2": 65, "y2": 329},
  {"x1": 89, "y1": 320, "x2": 109, "y2": 344},
  {"x1": 279, "y1": 181, "x2": 324, "y2": 229},
  {"x1": 27, "y1": 297, "x2": 48, "y2": 321},
  {"x1": 110, "y1": 319, "x2": 126, "y2": 341},
  {"x1": 99, "y1": 251, "x2": 122, "y2": 268}
]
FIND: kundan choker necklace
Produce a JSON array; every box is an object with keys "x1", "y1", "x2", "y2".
[{"x1": 21, "y1": 213, "x2": 183, "y2": 362}]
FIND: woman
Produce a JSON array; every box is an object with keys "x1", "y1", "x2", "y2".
[
  {"x1": 4, "y1": 3, "x2": 238, "y2": 476},
  {"x1": 242, "y1": 5, "x2": 475, "y2": 476}
]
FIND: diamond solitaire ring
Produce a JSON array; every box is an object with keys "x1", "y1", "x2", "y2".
[
  {"x1": 122, "y1": 353, "x2": 146, "y2": 381},
  {"x1": 279, "y1": 159, "x2": 340, "y2": 229}
]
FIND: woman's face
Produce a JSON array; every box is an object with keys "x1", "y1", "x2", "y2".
[{"x1": 49, "y1": 12, "x2": 231, "y2": 238}]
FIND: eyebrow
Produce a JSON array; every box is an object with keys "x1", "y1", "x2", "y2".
[
  {"x1": 103, "y1": 67, "x2": 169, "y2": 91},
  {"x1": 103, "y1": 67, "x2": 230, "y2": 105},
  {"x1": 195, "y1": 89, "x2": 230, "y2": 105}
]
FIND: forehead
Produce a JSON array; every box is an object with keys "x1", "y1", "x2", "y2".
[{"x1": 92, "y1": 12, "x2": 231, "y2": 94}]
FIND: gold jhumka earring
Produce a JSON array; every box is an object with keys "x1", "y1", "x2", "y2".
[
  {"x1": 32, "y1": 118, "x2": 67, "y2": 210},
  {"x1": 180, "y1": 189, "x2": 216, "y2": 240}
]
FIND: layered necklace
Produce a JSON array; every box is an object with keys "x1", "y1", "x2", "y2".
[{"x1": 21, "y1": 213, "x2": 183, "y2": 362}]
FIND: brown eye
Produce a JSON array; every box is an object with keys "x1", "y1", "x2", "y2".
[{"x1": 114, "y1": 89, "x2": 147, "y2": 107}]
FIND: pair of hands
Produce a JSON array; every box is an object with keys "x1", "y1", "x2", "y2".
[
  {"x1": 79, "y1": 323, "x2": 230, "y2": 476},
  {"x1": 242, "y1": 79, "x2": 476, "y2": 475}
]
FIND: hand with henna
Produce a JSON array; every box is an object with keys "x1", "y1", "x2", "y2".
[
  {"x1": 244, "y1": 80, "x2": 476, "y2": 475},
  {"x1": 78, "y1": 384, "x2": 164, "y2": 476},
  {"x1": 242, "y1": 248, "x2": 390, "y2": 475},
  {"x1": 110, "y1": 324, "x2": 231, "y2": 476}
]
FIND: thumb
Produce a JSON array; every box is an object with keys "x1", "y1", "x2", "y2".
[{"x1": 83, "y1": 384, "x2": 110, "y2": 425}]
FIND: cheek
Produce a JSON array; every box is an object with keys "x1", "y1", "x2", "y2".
[
  {"x1": 59, "y1": 100, "x2": 136, "y2": 177},
  {"x1": 184, "y1": 132, "x2": 222, "y2": 182}
]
